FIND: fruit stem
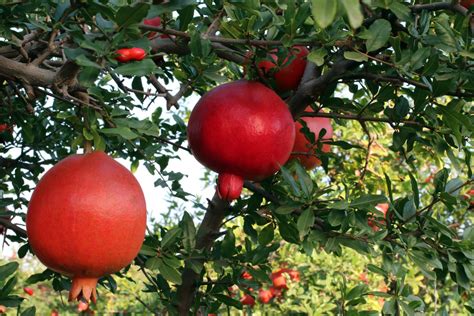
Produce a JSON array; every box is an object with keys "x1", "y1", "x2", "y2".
[{"x1": 83, "y1": 140, "x2": 93, "y2": 154}]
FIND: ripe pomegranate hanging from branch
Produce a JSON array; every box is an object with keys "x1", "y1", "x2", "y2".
[
  {"x1": 187, "y1": 80, "x2": 295, "y2": 201},
  {"x1": 27, "y1": 152, "x2": 147, "y2": 305}
]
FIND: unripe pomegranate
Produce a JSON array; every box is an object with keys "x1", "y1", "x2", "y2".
[
  {"x1": 240, "y1": 294, "x2": 255, "y2": 306},
  {"x1": 257, "y1": 46, "x2": 309, "y2": 92},
  {"x1": 258, "y1": 288, "x2": 273, "y2": 304},
  {"x1": 26, "y1": 152, "x2": 147, "y2": 303},
  {"x1": 290, "y1": 107, "x2": 333, "y2": 169},
  {"x1": 187, "y1": 80, "x2": 295, "y2": 201}
]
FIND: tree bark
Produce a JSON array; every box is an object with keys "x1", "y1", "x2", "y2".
[{"x1": 176, "y1": 193, "x2": 229, "y2": 315}]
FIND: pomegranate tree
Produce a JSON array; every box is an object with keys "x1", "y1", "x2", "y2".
[
  {"x1": 187, "y1": 80, "x2": 295, "y2": 201},
  {"x1": 26, "y1": 152, "x2": 147, "y2": 304},
  {"x1": 290, "y1": 107, "x2": 333, "y2": 169}
]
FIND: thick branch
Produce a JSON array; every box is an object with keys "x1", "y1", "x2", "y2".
[
  {"x1": 176, "y1": 193, "x2": 229, "y2": 315},
  {"x1": 410, "y1": 2, "x2": 467, "y2": 15},
  {"x1": 151, "y1": 38, "x2": 245, "y2": 64},
  {"x1": 0, "y1": 217, "x2": 27, "y2": 238},
  {"x1": 289, "y1": 59, "x2": 360, "y2": 118},
  {"x1": 141, "y1": 24, "x2": 321, "y2": 47},
  {"x1": 0, "y1": 55, "x2": 55, "y2": 86}
]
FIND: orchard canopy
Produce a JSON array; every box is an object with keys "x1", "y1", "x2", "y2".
[{"x1": 0, "y1": 0, "x2": 473, "y2": 315}]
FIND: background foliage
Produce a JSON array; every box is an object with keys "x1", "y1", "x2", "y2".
[{"x1": 0, "y1": 0, "x2": 473, "y2": 315}]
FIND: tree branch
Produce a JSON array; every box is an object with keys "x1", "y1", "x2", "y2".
[
  {"x1": 176, "y1": 193, "x2": 229, "y2": 315},
  {"x1": 0, "y1": 55, "x2": 55, "y2": 86},
  {"x1": 410, "y1": 2, "x2": 468, "y2": 15},
  {"x1": 300, "y1": 111, "x2": 433, "y2": 129},
  {"x1": 289, "y1": 59, "x2": 360, "y2": 118},
  {"x1": 0, "y1": 217, "x2": 27, "y2": 238},
  {"x1": 338, "y1": 72, "x2": 474, "y2": 98}
]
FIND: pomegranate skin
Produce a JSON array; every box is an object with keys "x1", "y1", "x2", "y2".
[
  {"x1": 187, "y1": 80, "x2": 295, "y2": 200},
  {"x1": 290, "y1": 107, "x2": 333, "y2": 170},
  {"x1": 26, "y1": 152, "x2": 146, "y2": 302},
  {"x1": 258, "y1": 46, "x2": 309, "y2": 92}
]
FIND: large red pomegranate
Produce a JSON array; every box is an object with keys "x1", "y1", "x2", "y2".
[
  {"x1": 257, "y1": 46, "x2": 309, "y2": 92},
  {"x1": 26, "y1": 152, "x2": 147, "y2": 304},
  {"x1": 187, "y1": 80, "x2": 295, "y2": 201},
  {"x1": 290, "y1": 107, "x2": 333, "y2": 170}
]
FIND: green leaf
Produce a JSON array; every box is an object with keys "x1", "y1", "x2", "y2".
[
  {"x1": 307, "y1": 48, "x2": 327, "y2": 66},
  {"x1": 158, "y1": 260, "x2": 182, "y2": 285},
  {"x1": 350, "y1": 195, "x2": 386, "y2": 208},
  {"x1": 75, "y1": 54, "x2": 102, "y2": 69},
  {"x1": 311, "y1": 0, "x2": 337, "y2": 29},
  {"x1": 340, "y1": 0, "x2": 364, "y2": 29},
  {"x1": 114, "y1": 59, "x2": 156, "y2": 76},
  {"x1": 360, "y1": 19, "x2": 391, "y2": 52},
  {"x1": 294, "y1": 164, "x2": 313, "y2": 198},
  {"x1": 145, "y1": 257, "x2": 160, "y2": 270},
  {"x1": 221, "y1": 229, "x2": 236, "y2": 258},
  {"x1": 116, "y1": 3, "x2": 150, "y2": 29},
  {"x1": 344, "y1": 51, "x2": 368, "y2": 62},
  {"x1": 20, "y1": 306, "x2": 36, "y2": 316},
  {"x1": 389, "y1": 1, "x2": 411, "y2": 21},
  {"x1": 346, "y1": 284, "x2": 367, "y2": 301},
  {"x1": 190, "y1": 31, "x2": 212, "y2": 58},
  {"x1": 297, "y1": 209, "x2": 315, "y2": 239},
  {"x1": 402, "y1": 198, "x2": 416, "y2": 221},
  {"x1": 274, "y1": 205, "x2": 298, "y2": 215},
  {"x1": 161, "y1": 227, "x2": 182, "y2": 249},
  {"x1": 408, "y1": 174, "x2": 420, "y2": 208},
  {"x1": 0, "y1": 262, "x2": 18, "y2": 281},
  {"x1": 214, "y1": 294, "x2": 242, "y2": 308},
  {"x1": 367, "y1": 264, "x2": 388, "y2": 277},
  {"x1": 258, "y1": 224, "x2": 274, "y2": 246},
  {"x1": 180, "y1": 211, "x2": 196, "y2": 252},
  {"x1": 101, "y1": 127, "x2": 139, "y2": 140},
  {"x1": 0, "y1": 276, "x2": 17, "y2": 297},
  {"x1": 328, "y1": 210, "x2": 345, "y2": 226},
  {"x1": 148, "y1": 1, "x2": 196, "y2": 16},
  {"x1": 280, "y1": 166, "x2": 301, "y2": 197},
  {"x1": 139, "y1": 244, "x2": 157, "y2": 256}
]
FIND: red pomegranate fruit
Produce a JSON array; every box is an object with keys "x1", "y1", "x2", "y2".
[
  {"x1": 461, "y1": 0, "x2": 473, "y2": 9},
  {"x1": 257, "y1": 46, "x2": 309, "y2": 92},
  {"x1": 240, "y1": 294, "x2": 255, "y2": 306},
  {"x1": 258, "y1": 288, "x2": 273, "y2": 304},
  {"x1": 271, "y1": 271, "x2": 288, "y2": 290},
  {"x1": 290, "y1": 107, "x2": 333, "y2": 170},
  {"x1": 26, "y1": 152, "x2": 147, "y2": 303},
  {"x1": 187, "y1": 80, "x2": 295, "y2": 201}
]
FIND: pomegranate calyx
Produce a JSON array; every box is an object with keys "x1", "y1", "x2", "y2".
[
  {"x1": 69, "y1": 277, "x2": 98, "y2": 303},
  {"x1": 217, "y1": 173, "x2": 244, "y2": 201}
]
